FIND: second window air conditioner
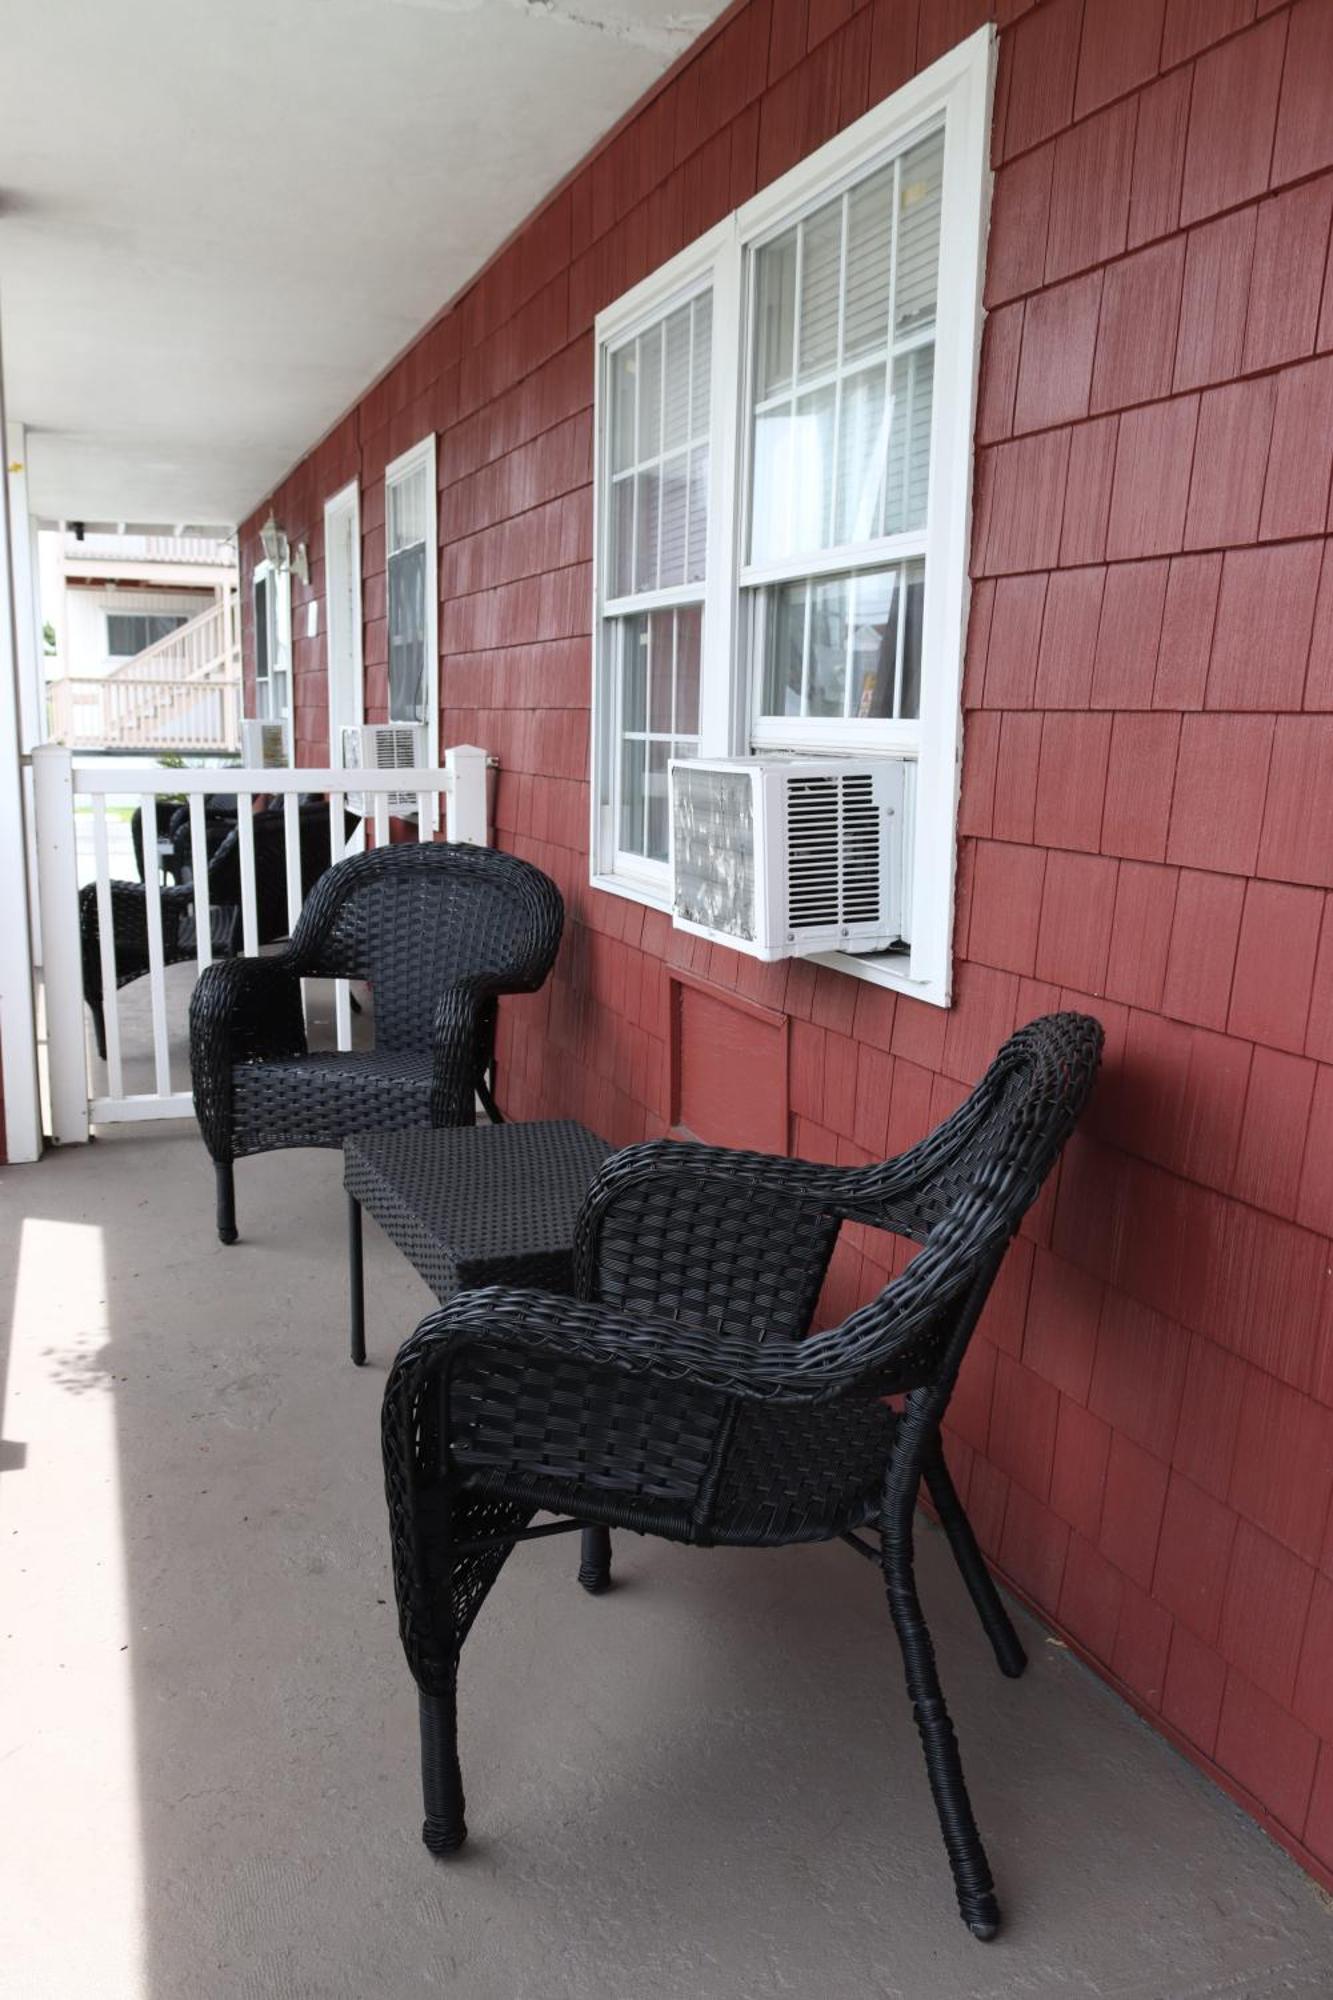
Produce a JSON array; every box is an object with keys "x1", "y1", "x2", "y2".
[
  {"x1": 340, "y1": 722, "x2": 428, "y2": 816},
  {"x1": 669, "y1": 755, "x2": 912, "y2": 961},
  {"x1": 240, "y1": 718, "x2": 289, "y2": 769}
]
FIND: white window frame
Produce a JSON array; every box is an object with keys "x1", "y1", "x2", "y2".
[
  {"x1": 251, "y1": 558, "x2": 294, "y2": 761},
  {"x1": 384, "y1": 435, "x2": 439, "y2": 756},
  {"x1": 589, "y1": 26, "x2": 993, "y2": 1007},
  {"x1": 323, "y1": 478, "x2": 364, "y2": 764}
]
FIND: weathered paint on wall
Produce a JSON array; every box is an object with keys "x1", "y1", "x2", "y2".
[{"x1": 241, "y1": 0, "x2": 1333, "y2": 1886}]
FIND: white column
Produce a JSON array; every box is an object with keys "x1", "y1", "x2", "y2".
[
  {"x1": 6, "y1": 423, "x2": 43, "y2": 749},
  {"x1": 31, "y1": 745, "x2": 88, "y2": 1145},
  {"x1": 0, "y1": 315, "x2": 44, "y2": 1159}
]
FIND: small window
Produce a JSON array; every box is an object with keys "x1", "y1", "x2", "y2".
[
  {"x1": 106, "y1": 611, "x2": 189, "y2": 656},
  {"x1": 385, "y1": 438, "x2": 438, "y2": 738},
  {"x1": 601, "y1": 290, "x2": 711, "y2": 879}
]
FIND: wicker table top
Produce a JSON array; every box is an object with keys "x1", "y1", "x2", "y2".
[{"x1": 343, "y1": 1119, "x2": 613, "y2": 1303}]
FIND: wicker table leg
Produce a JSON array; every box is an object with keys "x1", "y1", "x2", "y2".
[
  {"x1": 348, "y1": 1192, "x2": 366, "y2": 1366},
  {"x1": 578, "y1": 1525, "x2": 612, "y2": 1593}
]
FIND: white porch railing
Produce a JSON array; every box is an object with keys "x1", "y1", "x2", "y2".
[
  {"x1": 32, "y1": 744, "x2": 489, "y2": 1142},
  {"x1": 48, "y1": 675, "x2": 242, "y2": 753}
]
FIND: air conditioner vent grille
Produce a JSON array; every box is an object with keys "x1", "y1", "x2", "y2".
[
  {"x1": 242, "y1": 718, "x2": 288, "y2": 769},
  {"x1": 340, "y1": 722, "x2": 427, "y2": 814},
  {"x1": 786, "y1": 771, "x2": 882, "y2": 930},
  {"x1": 673, "y1": 766, "x2": 756, "y2": 940}
]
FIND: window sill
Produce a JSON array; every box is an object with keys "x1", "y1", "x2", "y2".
[
  {"x1": 807, "y1": 947, "x2": 948, "y2": 1008},
  {"x1": 589, "y1": 870, "x2": 671, "y2": 913},
  {"x1": 591, "y1": 874, "x2": 949, "y2": 1008}
]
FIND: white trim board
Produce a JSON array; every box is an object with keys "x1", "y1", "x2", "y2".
[{"x1": 323, "y1": 478, "x2": 364, "y2": 763}]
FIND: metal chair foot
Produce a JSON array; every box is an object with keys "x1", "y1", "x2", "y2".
[
  {"x1": 578, "y1": 1525, "x2": 612, "y2": 1594},
  {"x1": 215, "y1": 1161, "x2": 238, "y2": 1245},
  {"x1": 419, "y1": 1685, "x2": 466, "y2": 1855}
]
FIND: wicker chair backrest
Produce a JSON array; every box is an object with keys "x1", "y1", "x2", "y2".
[
  {"x1": 800, "y1": 1012, "x2": 1103, "y2": 1395},
  {"x1": 579, "y1": 1013, "x2": 1101, "y2": 1400},
  {"x1": 204, "y1": 807, "x2": 353, "y2": 941},
  {"x1": 288, "y1": 843, "x2": 564, "y2": 1054}
]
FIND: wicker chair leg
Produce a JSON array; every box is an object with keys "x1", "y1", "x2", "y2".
[
  {"x1": 577, "y1": 1525, "x2": 612, "y2": 1593},
  {"x1": 922, "y1": 1447, "x2": 1026, "y2": 1680},
  {"x1": 882, "y1": 1479, "x2": 999, "y2": 1940},
  {"x1": 348, "y1": 1194, "x2": 366, "y2": 1366},
  {"x1": 476, "y1": 1067, "x2": 503, "y2": 1125},
  {"x1": 215, "y1": 1160, "x2": 238, "y2": 1246},
  {"x1": 419, "y1": 1682, "x2": 467, "y2": 1855},
  {"x1": 90, "y1": 1002, "x2": 107, "y2": 1062}
]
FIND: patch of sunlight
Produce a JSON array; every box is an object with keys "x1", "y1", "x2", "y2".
[{"x1": 0, "y1": 1216, "x2": 147, "y2": 2000}]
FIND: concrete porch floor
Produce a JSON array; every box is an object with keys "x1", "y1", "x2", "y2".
[{"x1": 2, "y1": 1102, "x2": 1332, "y2": 1996}]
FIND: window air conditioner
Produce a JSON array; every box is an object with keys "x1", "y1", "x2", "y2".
[
  {"x1": 340, "y1": 722, "x2": 428, "y2": 815},
  {"x1": 669, "y1": 755, "x2": 911, "y2": 961},
  {"x1": 241, "y1": 718, "x2": 289, "y2": 769}
]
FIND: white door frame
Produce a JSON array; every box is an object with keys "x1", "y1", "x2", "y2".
[{"x1": 323, "y1": 479, "x2": 363, "y2": 763}]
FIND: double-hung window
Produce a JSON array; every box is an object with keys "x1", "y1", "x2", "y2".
[
  {"x1": 252, "y1": 561, "x2": 292, "y2": 757},
  {"x1": 601, "y1": 289, "x2": 713, "y2": 886},
  {"x1": 591, "y1": 28, "x2": 992, "y2": 1005},
  {"x1": 384, "y1": 436, "x2": 438, "y2": 751}
]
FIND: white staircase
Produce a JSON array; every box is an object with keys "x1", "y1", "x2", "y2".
[{"x1": 47, "y1": 590, "x2": 243, "y2": 753}]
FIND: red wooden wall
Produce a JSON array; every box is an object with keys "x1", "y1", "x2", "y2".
[{"x1": 241, "y1": 0, "x2": 1333, "y2": 1887}]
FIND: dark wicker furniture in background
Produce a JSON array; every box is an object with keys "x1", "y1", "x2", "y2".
[
  {"x1": 190, "y1": 841, "x2": 564, "y2": 1245},
  {"x1": 81, "y1": 803, "x2": 353, "y2": 1061},
  {"x1": 381, "y1": 1012, "x2": 1102, "y2": 1940},
  {"x1": 129, "y1": 798, "x2": 188, "y2": 885}
]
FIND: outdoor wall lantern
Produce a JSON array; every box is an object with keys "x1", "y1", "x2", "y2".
[{"x1": 259, "y1": 511, "x2": 309, "y2": 584}]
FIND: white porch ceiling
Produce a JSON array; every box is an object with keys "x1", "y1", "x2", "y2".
[{"x1": 0, "y1": 0, "x2": 726, "y2": 531}]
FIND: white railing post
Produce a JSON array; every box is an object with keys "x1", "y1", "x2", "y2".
[
  {"x1": 31, "y1": 743, "x2": 90, "y2": 1144},
  {"x1": 444, "y1": 744, "x2": 488, "y2": 846}
]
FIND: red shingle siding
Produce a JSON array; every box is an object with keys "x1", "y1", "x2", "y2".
[{"x1": 240, "y1": 0, "x2": 1333, "y2": 1889}]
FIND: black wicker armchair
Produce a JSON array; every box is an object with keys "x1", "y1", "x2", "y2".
[
  {"x1": 80, "y1": 803, "x2": 353, "y2": 1062},
  {"x1": 190, "y1": 841, "x2": 564, "y2": 1247},
  {"x1": 130, "y1": 798, "x2": 187, "y2": 884},
  {"x1": 381, "y1": 1012, "x2": 1102, "y2": 1940}
]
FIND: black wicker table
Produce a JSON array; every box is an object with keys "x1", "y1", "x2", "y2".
[{"x1": 342, "y1": 1120, "x2": 613, "y2": 1368}]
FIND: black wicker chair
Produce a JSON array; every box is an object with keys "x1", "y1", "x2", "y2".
[
  {"x1": 190, "y1": 842, "x2": 564, "y2": 1249},
  {"x1": 80, "y1": 803, "x2": 353, "y2": 1063},
  {"x1": 381, "y1": 1012, "x2": 1102, "y2": 1940},
  {"x1": 130, "y1": 798, "x2": 187, "y2": 885},
  {"x1": 166, "y1": 796, "x2": 240, "y2": 882}
]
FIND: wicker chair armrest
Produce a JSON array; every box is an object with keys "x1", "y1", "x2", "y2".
[
  {"x1": 189, "y1": 953, "x2": 307, "y2": 1160},
  {"x1": 79, "y1": 877, "x2": 196, "y2": 996},
  {"x1": 428, "y1": 977, "x2": 504, "y2": 1126},
  {"x1": 390, "y1": 1286, "x2": 842, "y2": 1406},
  {"x1": 189, "y1": 951, "x2": 306, "y2": 1060}
]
